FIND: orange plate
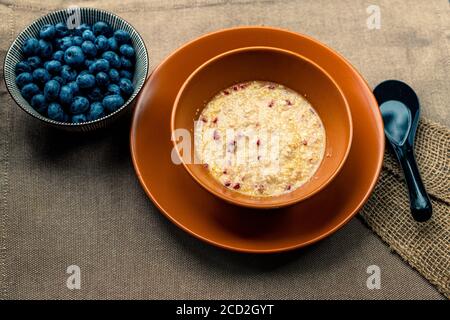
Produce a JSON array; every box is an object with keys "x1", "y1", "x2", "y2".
[{"x1": 131, "y1": 27, "x2": 384, "y2": 253}]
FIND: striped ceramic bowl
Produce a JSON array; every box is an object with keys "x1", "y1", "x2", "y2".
[{"x1": 3, "y1": 7, "x2": 149, "y2": 132}]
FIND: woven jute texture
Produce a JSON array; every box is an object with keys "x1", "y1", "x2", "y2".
[{"x1": 360, "y1": 118, "x2": 450, "y2": 298}]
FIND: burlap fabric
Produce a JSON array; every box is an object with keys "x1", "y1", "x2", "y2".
[
  {"x1": 360, "y1": 118, "x2": 450, "y2": 298},
  {"x1": 0, "y1": 0, "x2": 448, "y2": 300}
]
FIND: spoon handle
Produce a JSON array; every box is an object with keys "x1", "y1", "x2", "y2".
[{"x1": 394, "y1": 145, "x2": 432, "y2": 222}]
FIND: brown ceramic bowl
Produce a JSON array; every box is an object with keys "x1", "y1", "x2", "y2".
[{"x1": 171, "y1": 47, "x2": 353, "y2": 209}]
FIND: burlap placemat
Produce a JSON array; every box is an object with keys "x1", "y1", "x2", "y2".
[
  {"x1": 360, "y1": 118, "x2": 450, "y2": 298},
  {"x1": 1, "y1": 0, "x2": 448, "y2": 300}
]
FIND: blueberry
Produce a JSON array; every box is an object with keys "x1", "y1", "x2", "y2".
[
  {"x1": 52, "y1": 76, "x2": 65, "y2": 86},
  {"x1": 45, "y1": 60, "x2": 62, "y2": 74},
  {"x1": 44, "y1": 79, "x2": 60, "y2": 101},
  {"x1": 21, "y1": 83, "x2": 40, "y2": 101},
  {"x1": 30, "y1": 93, "x2": 47, "y2": 113},
  {"x1": 89, "y1": 59, "x2": 110, "y2": 74},
  {"x1": 74, "y1": 23, "x2": 91, "y2": 36},
  {"x1": 119, "y1": 70, "x2": 133, "y2": 80},
  {"x1": 64, "y1": 46, "x2": 85, "y2": 66},
  {"x1": 101, "y1": 51, "x2": 121, "y2": 68},
  {"x1": 85, "y1": 59, "x2": 94, "y2": 68},
  {"x1": 70, "y1": 96, "x2": 90, "y2": 114},
  {"x1": 15, "y1": 61, "x2": 31, "y2": 75},
  {"x1": 32, "y1": 68, "x2": 51, "y2": 85},
  {"x1": 93, "y1": 21, "x2": 111, "y2": 36},
  {"x1": 120, "y1": 56, "x2": 133, "y2": 70},
  {"x1": 53, "y1": 38, "x2": 62, "y2": 50},
  {"x1": 72, "y1": 114, "x2": 87, "y2": 123},
  {"x1": 26, "y1": 56, "x2": 42, "y2": 69},
  {"x1": 55, "y1": 22, "x2": 69, "y2": 37},
  {"x1": 87, "y1": 87, "x2": 103, "y2": 102},
  {"x1": 119, "y1": 78, "x2": 134, "y2": 96},
  {"x1": 119, "y1": 44, "x2": 135, "y2": 58},
  {"x1": 102, "y1": 94, "x2": 124, "y2": 113},
  {"x1": 22, "y1": 38, "x2": 40, "y2": 56},
  {"x1": 108, "y1": 68, "x2": 120, "y2": 82},
  {"x1": 87, "y1": 102, "x2": 105, "y2": 121},
  {"x1": 60, "y1": 65, "x2": 77, "y2": 82},
  {"x1": 95, "y1": 72, "x2": 109, "y2": 87},
  {"x1": 72, "y1": 36, "x2": 83, "y2": 46},
  {"x1": 38, "y1": 39, "x2": 53, "y2": 59},
  {"x1": 60, "y1": 36, "x2": 73, "y2": 51},
  {"x1": 107, "y1": 83, "x2": 120, "y2": 95},
  {"x1": 81, "y1": 41, "x2": 97, "y2": 58},
  {"x1": 52, "y1": 50, "x2": 65, "y2": 62},
  {"x1": 15, "y1": 72, "x2": 33, "y2": 88},
  {"x1": 107, "y1": 37, "x2": 118, "y2": 52},
  {"x1": 113, "y1": 29, "x2": 130, "y2": 44},
  {"x1": 39, "y1": 24, "x2": 56, "y2": 40},
  {"x1": 78, "y1": 70, "x2": 90, "y2": 77},
  {"x1": 82, "y1": 29, "x2": 96, "y2": 42},
  {"x1": 59, "y1": 85, "x2": 73, "y2": 105},
  {"x1": 95, "y1": 35, "x2": 109, "y2": 52},
  {"x1": 76, "y1": 73, "x2": 95, "y2": 89},
  {"x1": 47, "y1": 102, "x2": 66, "y2": 121},
  {"x1": 67, "y1": 81, "x2": 79, "y2": 94}
]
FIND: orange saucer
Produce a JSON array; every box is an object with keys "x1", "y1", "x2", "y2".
[{"x1": 130, "y1": 27, "x2": 384, "y2": 253}]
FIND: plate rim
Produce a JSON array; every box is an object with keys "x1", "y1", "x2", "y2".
[{"x1": 130, "y1": 26, "x2": 385, "y2": 253}]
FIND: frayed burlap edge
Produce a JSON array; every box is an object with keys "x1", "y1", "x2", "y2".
[{"x1": 359, "y1": 118, "x2": 450, "y2": 298}]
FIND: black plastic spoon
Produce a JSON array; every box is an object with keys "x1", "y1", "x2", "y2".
[{"x1": 373, "y1": 80, "x2": 432, "y2": 222}]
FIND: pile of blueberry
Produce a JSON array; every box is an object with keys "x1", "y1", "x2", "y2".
[{"x1": 15, "y1": 21, "x2": 135, "y2": 123}]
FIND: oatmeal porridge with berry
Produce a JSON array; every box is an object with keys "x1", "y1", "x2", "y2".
[{"x1": 194, "y1": 81, "x2": 325, "y2": 197}]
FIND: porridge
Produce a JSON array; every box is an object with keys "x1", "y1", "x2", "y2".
[{"x1": 194, "y1": 81, "x2": 325, "y2": 197}]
